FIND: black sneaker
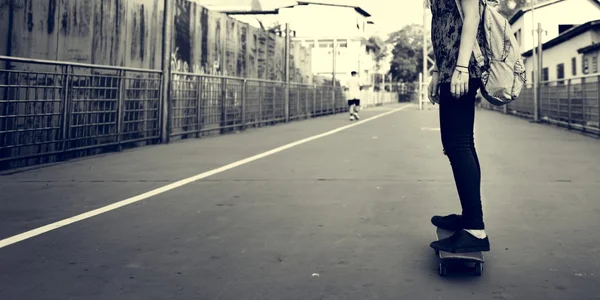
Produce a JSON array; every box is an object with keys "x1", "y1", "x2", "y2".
[
  {"x1": 431, "y1": 214, "x2": 463, "y2": 231},
  {"x1": 430, "y1": 230, "x2": 490, "y2": 253}
]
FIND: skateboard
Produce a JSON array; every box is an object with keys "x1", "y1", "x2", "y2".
[{"x1": 434, "y1": 228, "x2": 484, "y2": 276}]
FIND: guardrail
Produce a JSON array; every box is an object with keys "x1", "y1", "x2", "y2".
[
  {"x1": 479, "y1": 74, "x2": 600, "y2": 135},
  {"x1": 0, "y1": 56, "x2": 399, "y2": 169}
]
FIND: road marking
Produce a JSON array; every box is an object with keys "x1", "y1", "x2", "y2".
[{"x1": 0, "y1": 104, "x2": 412, "y2": 249}]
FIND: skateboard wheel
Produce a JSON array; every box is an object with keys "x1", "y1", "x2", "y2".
[
  {"x1": 474, "y1": 262, "x2": 483, "y2": 276},
  {"x1": 439, "y1": 262, "x2": 448, "y2": 277}
]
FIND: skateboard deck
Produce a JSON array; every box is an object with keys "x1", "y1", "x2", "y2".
[{"x1": 434, "y1": 228, "x2": 484, "y2": 276}]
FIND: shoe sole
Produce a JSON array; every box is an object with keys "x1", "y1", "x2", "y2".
[{"x1": 431, "y1": 244, "x2": 490, "y2": 253}]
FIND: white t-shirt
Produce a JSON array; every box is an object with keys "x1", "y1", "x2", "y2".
[{"x1": 345, "y1": 76, "x2": 361, "y2": 100}]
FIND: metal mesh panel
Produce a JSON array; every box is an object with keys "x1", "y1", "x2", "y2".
[
  {"x1": 67, "y1": 69, "x2": 120, "y2": 150},
  {"x1": 122, "y1": 72, "x2": 162, "y2": 142},
  {"x1": 0, "y1": 67, "x2": 65, "y2": 161},
  {"x1": 170, "y1": 74, "x2": 200, "y2": 137}
]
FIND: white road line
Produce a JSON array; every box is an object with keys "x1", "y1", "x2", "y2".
[{"x1": 0, "y1": 104, "x2": 413, "y2": 249}]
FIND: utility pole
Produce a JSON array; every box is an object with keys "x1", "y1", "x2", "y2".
[
  {"x1": 422, "y1": 5, "x2": 429, "y2": 111},
  {"x1": 536, "y1": 22, "x2": 544, "y2": 122},
  {"x1": 531, "y1": 1, "x2": 538, "y2": 121},
  {"x1": 284, "y1": 23, "x2": 290, "y2": 122},
  {"x1": 421, "y1": 1, "x2": 435, "y2": 110},
  {"x1": 332, "y1": 39, "x2": 337, "y2": 112}
]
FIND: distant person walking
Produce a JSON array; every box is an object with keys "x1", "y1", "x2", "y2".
[
  {"x1": 345, "y1": 71, "x2": 362, "y2": 121},
  {"x1": 426, "y1": 0, "x2": 490, "y2": 253}
]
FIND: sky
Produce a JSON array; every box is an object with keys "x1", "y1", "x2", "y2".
[{"x1": 361, "y1": 0, "x2": 426, "y2": 38}]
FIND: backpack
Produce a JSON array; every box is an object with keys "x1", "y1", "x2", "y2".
[{"x1": 454, "y1": 0, "x2": 527, "y2": 106}]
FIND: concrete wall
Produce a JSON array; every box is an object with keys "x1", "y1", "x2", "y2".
[
  {"x1": 0, "y1": 0, "x2": 164, "y2": 69},
  {"x1": 0, "y1": 0, "x2": 312, "y2": 81}
]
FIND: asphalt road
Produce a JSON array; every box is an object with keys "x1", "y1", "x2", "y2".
[{"x1": 1, "y1": 103, "x2": 599, "y2": 300}]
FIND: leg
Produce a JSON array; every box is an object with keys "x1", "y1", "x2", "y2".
[
  {"x1": 430, "y1": 79, "x2": 490, "y2": 253},
  {"x1": 438, "y1": 79, "x2": 483, "y2": 230},
  {"x1": 353, "y1": 99, "x2": 360, "y2": 119},
  {"x1": 348, "y1": 100, "x2": 355, "y2": 120}
]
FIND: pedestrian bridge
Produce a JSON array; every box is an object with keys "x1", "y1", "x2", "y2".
[{"x1": 1, "y1": 103, "x2": 599, "y2": 299}]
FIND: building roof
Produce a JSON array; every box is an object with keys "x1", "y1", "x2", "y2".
[
  {"x1": 194, "y1": 0, "x2": 263, "y2": 12},
  {"x1": 577, "y1": 42, "x2": 600, "y2": 54},
  {"x1": 198, "y1": 0, "x2": 371, "y2": 17},
  {"x1": 295, "y1": 0, "x2": 371, "y2": 17},
  {"x1": 522, "y1": 19, "x2": 600, "y2": 57},
  {"x1": 509, "y1": 0, "x2": 600, "y2": 25}
]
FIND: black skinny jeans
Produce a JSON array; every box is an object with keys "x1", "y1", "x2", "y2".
[{"x1": 438, "y1": 79, "x2": 484, "y2": 230}]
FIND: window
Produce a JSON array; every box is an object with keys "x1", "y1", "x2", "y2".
[
  {"x1": 593, "y1": 56, "x2": 598, "y2": 73},
  {"x1": 514, "y1": 29, "x2": 522, "y2": 46},
  {"x1": 337, "y1": 40, "x2": 348, "y2": 48},
  {"x1": 558, "y1": 24, "x2": 575, "y2": 34},
  {"x1": 583, "y1": 57, "x2": 589, "y2": 74},
  {"x1": 557, "y1": 63, "x2": 564, "y2": 84},
  {"x1": 318, "y1": 40, "x2": 333, "y2": 48},
  {"x1": 572, "y1": 57, "x2": 577, "y2": 76},
  {"x1": 542, "y1": 67, "x2": 549, "y2": 82}
]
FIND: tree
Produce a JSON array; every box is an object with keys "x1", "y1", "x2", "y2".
[
  {"x1": 386, "y1": 24, "x2": 429, "y2": 83},
  {"x1": 365, "y1": 36, "x2": 387, "y2": 72}
]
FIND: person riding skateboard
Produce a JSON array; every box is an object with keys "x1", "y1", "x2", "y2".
[{"x1": 426, "y1": 0, "x2": 490, "y2": 253}]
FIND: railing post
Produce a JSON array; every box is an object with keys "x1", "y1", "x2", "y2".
[
  {"x1": 241, "y1": 78, "x2": 247, "y2": 130},
  {"x1": 220, "y1": 77, "x2": 227, "y2": 133},
  {"x1": 258, "y1": 81, "x2": 263, "y2": 127},
  {"x1": 304, "y1": 86, "x2": 308, "y2": 119},
  {"x1": 284, "y1": 82, "x2": 290, "y2": 123},
  {"x1": 272, "y1": 84, "x2": 276, "y2": 123},
  {"x1": 582, "y1": 77, "x2": 587, "y2": 133},
  {"x1": 60, "y1": 65, "x2": 72, "y2": 154},
  {"x1": 597, "y1": 75, "x2": 600, "y2": 136},
  {"x1": 312, "y1": 84, "x2": 316, "y2": 118},
  {"x1": 567, "y1": 79, "x2": 572, "y2": 129},
  {"x1": 556, "y1": 84, "x2": 560, "y2": 124},
  {"x1": 196, "y1": 76, "x2": 203, "y2": 138},
  {"x1": 297, "y1": 86, "x2": 300, "y2": 120},
  {"x1": 117, "y1": 69, "x2": 126, "y2": 152}
]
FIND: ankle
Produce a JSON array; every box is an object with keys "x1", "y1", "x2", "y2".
[{"x1": 464, "y1": 229, "x2": 487, "y2": 239}]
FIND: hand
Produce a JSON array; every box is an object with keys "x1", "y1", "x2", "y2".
[
  {"x1": 451, "y1": 66, "x2": 469, "y2": 98},
  {"x1": 428, "y1": 72, "x2": 440, "y2": 105}
]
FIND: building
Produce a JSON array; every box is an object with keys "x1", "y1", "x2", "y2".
[
  {"x1": 509, "y1": 0, "x2": 600, "y2": 54},
  {"x1": 282, "y1": 1, "x2": 376, "y2": 84},
  {"x1": 197, "y1": 0, "x2": 378, "y2": 85},
  {"x1": 521, "y1": 19, "x2": 600, "y2": 84}
]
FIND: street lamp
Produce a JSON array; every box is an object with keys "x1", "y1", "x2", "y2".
[{"x1": 527, "y1": 0, "x2": 544, "y2": 122}]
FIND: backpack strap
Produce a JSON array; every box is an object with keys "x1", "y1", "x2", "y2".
[{"x1": 453, "y1": 0, "x2": 486, "y2": 69}]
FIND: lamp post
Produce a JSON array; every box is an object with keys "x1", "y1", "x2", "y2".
[{"x1": 525, "y1": 0, "x2": 543, "y2": 122}]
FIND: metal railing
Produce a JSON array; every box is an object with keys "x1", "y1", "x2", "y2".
[
  {"x1": 0, "y1": 56, "x2": 399, "y2": 169},
  {"x1": 0, "y1": 56, "x2": 163, "y2": 169},
  {"x1": 480, "y1": 74, "x2": 600, "y2": 135},
  {"x1": 168, "y1": 73, "x2": 350, "y2": 139}
]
